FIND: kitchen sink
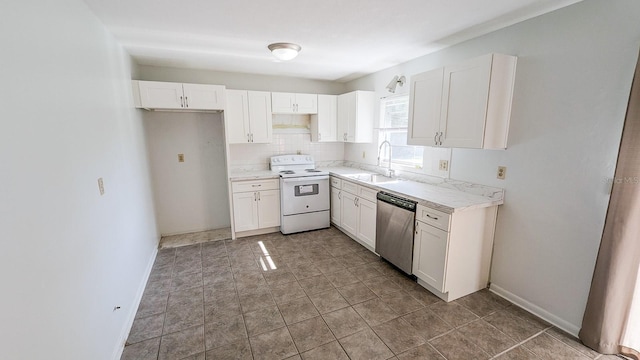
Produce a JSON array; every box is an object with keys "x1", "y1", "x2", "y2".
[{"x1": 346, "y1": 173, "x2": 397, "y2": 184}]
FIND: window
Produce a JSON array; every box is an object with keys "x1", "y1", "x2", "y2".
[{"x1": 378, "y1": 95, "x2": 423, "y2": 169}]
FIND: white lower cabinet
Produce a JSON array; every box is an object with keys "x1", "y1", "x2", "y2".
[
  {"x1": 231, "y1": 179, "x2": 280, "y2": 233},
  {"x1": 412, "y1": 204, "x2": 498, "y2": 302},
  {"x1": 330, "y1": 176, "x2": 377, "y2": 250},
  {"x1": 340, "y1": 191, "x2": 358, "y2": 235},
  {"x1": 330, "y1": 187, "x2": 342, "y2": 226},
  {"x1": 413, "y1": 222, "x2": 449, "y2": 291},
  {"x1": 356, "y1": 197, "x2": 376, "y2": 249}
]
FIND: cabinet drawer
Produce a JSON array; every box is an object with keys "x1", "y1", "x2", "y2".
[
  {"x1": 330, "y1": 177, "x2": 342, "y2": 189},
  {"x1": 416, "y1": 205, "x2": 450, "y2": 232},
  {"x1": 232, "y1": 178, "x2": 279, "y2": 193},
  {"x1": 342, "y1": 180, "x2": 358, "y2": 194},
  {"x1": 358, "y1": 186, "x2": 377, "y2": 202}
]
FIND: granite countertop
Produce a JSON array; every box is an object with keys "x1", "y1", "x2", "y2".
[
  {"x1": 324, "y1": 167, "x2": 503, "y2": 213},
  {"x1": 228, "y1": 166, "x2": 503, "y2": 213}
]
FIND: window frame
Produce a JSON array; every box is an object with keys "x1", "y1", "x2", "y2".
[{"x1": 378, "y1": 94, "x2": 424, "y2": 171}]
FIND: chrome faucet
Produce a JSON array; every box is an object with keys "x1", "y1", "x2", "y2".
[{"x1": 377, "y1": 140, "x2": 395, "y2": 178}]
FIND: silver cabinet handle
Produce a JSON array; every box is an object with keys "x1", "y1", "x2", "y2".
[
  {"x1": 338, "y1": 191, "x2": 341, "y2": 200},
  {"x1": 415, "y1": 221, "x2": 418, "y2": 235},
  {"x1": 426, "y1": 214, "x2": 438, "y2": 220},
  {"x1": 434, "y1": 132, "x2": 438, "y2": 145},
  {"x1": 251, "y1": 133, "x2": 254, "y2": 142},
  {"x1": 247, "y1": 134, "x2": 250, "y2": 142},
  {"x1": 185, "y1": 96, "x2": 189, "y2": 108},
  {"x1": 438, "y1": 132, "x2": 443, "y2": 145},
  {"x1": 318, "y1": 133, "x2": 322, "y2": 141},
  {"x1": 254, "y1": 192, "x2": 257, "y2": 201},
  {"x1": 180, "y1": 96, "x2": 184, "y2": 108},
  {"x1": 251, "y1": 184, "x2": 262, "y2": 187},
  {"x1": 257, "y1": 192, "x2": 261, "y2": 201}
]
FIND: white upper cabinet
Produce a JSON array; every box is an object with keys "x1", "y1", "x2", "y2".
[
  {"x1": 181, "y1": 83, "x2": 225, "y2": 110},
  {"x1": 337, "y1": 90, "x2": 374, "y2": 143},
  {"x1": 407, "y1": 53, "x2": 516, "y2": 149},
  {"x1": 271, "y1": 92, "x2": 318, "y2": 114},
  {"x1": 310, "y1": 94, "x2": 338, "y2": 142},
  {"x1": 225, "y1": 90, "x2": 272, "y2": 144},
  {"x1": 133, "y1": 80, "x2": 225, "y2": 110},
  {"x1": 407, "y1": 68, "x2": 444, "y2": 146}
]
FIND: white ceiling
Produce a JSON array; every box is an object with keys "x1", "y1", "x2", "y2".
[{"x1": 83, "y1": 0, "x2": 583, "y2": 82}]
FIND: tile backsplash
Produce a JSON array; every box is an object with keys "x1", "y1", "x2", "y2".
[{"x1": 229, "y1": 133, "x2": 344, "y2": 171}]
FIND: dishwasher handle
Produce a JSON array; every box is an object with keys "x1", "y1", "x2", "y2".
[{"x1": 376, "y1": 191, "x2": 417, "y2": 212}]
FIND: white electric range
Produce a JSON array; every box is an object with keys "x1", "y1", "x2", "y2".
[{"x1": 270, "y1": 155, "x2": 330, "y2": 234}]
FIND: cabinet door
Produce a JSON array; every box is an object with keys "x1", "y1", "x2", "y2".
[
  {"x1": 257, "y1": 190, "x2": 280, "y2": 228},
  {"x1": 357, "y1": 198, "x2": 376, "y2": 249},
  {"x1": 312, "y1": 95, "x2": 338, "y2": 142},
  {"x1": 337, "y1": 92, "x2": 356, "y2": 142},
  {"x1": 182, "y1": 83, "x2": 225, "y2": 110},
  {"x1": 337, "y1": 91, "x2": 373, "y2": 143},
  {"x1": 137, "y1": 81, "x2": 184, "y2": 109},
  {"x1": 407, "y1": 68, "x2": 444, "y2": 146},
  {"x1": 330, "y1": 187, "x2": 342, "y2": 226},
  {"x1": 337, "y1": 94, "x2": 349, "y2": 142},
  {"x1": 413, "y1": 220, "x2": 449, "y2": 292},
  {"x1": 341, "y1": 191, "x2": 358, "y2": 235},
  {"x1": 352, "y1": 91, "x2": 374, "y2": 143},
  {"x1": 295, "y1": 93, "x2": 318, "y2": 114},
  {"x1": 232, "y1": 192, "x2": 259, "y2": 232},
  {"x1": 225, "y1": 90, "x2": 250, "y2": 144},
  {"x1": 247, "y1": 91, "x2": 272, "y2": 143},
  {"x1": 271, "y1": 92, "x2": 296, "y2": 113},
  {"x1": 440, "y1": 55, "x2": 492, "y2": 148}
]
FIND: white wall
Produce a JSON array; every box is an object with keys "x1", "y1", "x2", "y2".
[
  {"x1": 138, "y1": 65, "x2": 347, "y2": 94},
  {"x1": 144, "y1": 112, "x2": 230, "y2": 235},
  {"x1": 0, "y1": 1, "x2": 158, "y2": 359},
  {"x1": 345, "y1": 0, "x2": 640, "y2": 334}
]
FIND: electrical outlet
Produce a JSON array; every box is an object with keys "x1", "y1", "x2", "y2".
[
  {"x1": 439, "y1": 160, "x2": 449, "y2": 171},
  {"x1": 97, "y1": 177, "x2": 105, "y2": 195},
  {"x1": 497, "y1": 166, "x2": 507, "y2": 180},
  {"x1": 178, "y1": 153, "x2": 185, "y2": 162}
]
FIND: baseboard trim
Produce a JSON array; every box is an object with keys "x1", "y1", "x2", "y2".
[
  {"x1": 489, "y1": 283, "x2": 581, "y2": 337},
  {"x1": 111, "y1": 246, "x2": 158, "y2": 360}
]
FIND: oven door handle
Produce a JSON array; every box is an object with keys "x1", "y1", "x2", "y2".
[{"x1": 281, "y1": 175, "x2": 329, "y2": 183}]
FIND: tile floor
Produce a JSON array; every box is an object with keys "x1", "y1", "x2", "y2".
[{"x1": 121, "y1": 227, "x2": 618, "y2": 360}]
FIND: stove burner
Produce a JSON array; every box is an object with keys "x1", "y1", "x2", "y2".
[{"x1": 280, "y1": 170, "x2": 295, "y2": 175}]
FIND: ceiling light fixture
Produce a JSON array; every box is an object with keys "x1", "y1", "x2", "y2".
[
  {"x1": 386, "y1": 75, "x2": 406, "y2": 93},
  {"x1": 268, "y1": 42, "x2": 301, "y2": 61}
]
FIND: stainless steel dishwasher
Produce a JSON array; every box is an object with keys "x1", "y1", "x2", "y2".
[{"x1": 375, "y1": 191, "x2": 417, "y2": 275}]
